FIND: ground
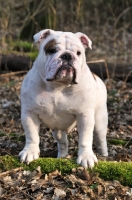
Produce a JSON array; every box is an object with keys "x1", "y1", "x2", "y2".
[{"x1": 0, "y1": 74, "x2": 132, "y2": 199}]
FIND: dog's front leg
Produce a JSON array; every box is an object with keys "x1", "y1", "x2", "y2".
[
  {"x1": 19, "y1": 111, "x2": 40, "y2": 164},
  {"x1": 77, "y1": 111, "x2": 98, "y2": 168}
]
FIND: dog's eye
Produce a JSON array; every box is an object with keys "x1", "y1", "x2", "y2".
[
  {"x1": 77, "y1": 51, "x2": 81, "y2": 56},
  {"x1": 47, "y1": 48, "x2": 57, "y2": 54}
]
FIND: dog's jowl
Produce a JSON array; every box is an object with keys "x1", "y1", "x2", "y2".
[{"x1": 19, "y1": 29, "x2": 108, "y2": 168}]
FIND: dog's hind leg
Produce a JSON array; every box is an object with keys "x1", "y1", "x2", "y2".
[
  {"x1": 52, "y1": 130, "x2": 68, "y2": 158},
  {"x1": 94, "y1": 105, "x2": 108, "y2": 156}
]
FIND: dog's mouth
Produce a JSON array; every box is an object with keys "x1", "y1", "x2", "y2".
[{"x1": 46, "y1": 65, "x2": 77, "y2": 84}]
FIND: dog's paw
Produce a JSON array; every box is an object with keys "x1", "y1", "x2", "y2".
[
  {"x1": 57, "y1": 144, "x2": 68, "y2": 158},
  {"x1": 77, "y1": 147, "x2": 98, "y2": 168},
  {"x1": 57, "y1": 150, "x2": 68, "y2": 158},
  {"x1": 19, "y1": 145, "x2": 40, "y2": 164}
]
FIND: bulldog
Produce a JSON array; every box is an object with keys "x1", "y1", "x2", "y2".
[{"x1": 19, "y1": 29, "x2": 108, "y2": 168}]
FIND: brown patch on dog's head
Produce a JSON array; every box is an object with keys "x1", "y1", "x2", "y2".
[
  {"x1": 44, "y1": 39, "x2": 56, "y2": 54},
  {"x1": 92, "y1": 72, "x2": 97, "y2": 80}
]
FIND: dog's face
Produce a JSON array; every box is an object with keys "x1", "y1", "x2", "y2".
[{"x1": 34, "y1": 29, "x2": 92, "y2": 84}]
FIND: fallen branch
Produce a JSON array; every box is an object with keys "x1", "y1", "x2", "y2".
[
  {"x1": 0, "y1": 70, "x2": 28, "y2": 77},
  {"x1": 87, "y1": 59, "x2": 110, "y2": 80},
  {"x1": 0, "y1": 155, "x2": 132, "y2": 186},
  {"x1": 0, "y1": 167, "x2": 23, "y2": 177},
  {"x1": 87, "y1": 59, "x2": 106, "y2": 64}
]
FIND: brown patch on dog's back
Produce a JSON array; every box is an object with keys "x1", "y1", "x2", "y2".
[{"x1": 44, "y1": 39, "x2": 56, "y2": 54}]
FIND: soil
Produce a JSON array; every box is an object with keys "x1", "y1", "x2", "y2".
[{"x1": 0, "y1": 74, "x2": 132, "y2": 199}]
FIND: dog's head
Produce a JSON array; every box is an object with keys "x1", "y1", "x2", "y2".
[{"x1": 34, "y1": 29, "x2": 92, "y2": 85}]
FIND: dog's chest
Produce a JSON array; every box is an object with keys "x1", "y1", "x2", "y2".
[
  {"x1": 36, "y1": 90, "x2": 67, "y2": 112},
  {"x1": 35, "y1": 90, "x2": 76, "y2": 129}
]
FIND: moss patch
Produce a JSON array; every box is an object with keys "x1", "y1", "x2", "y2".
[
  {"x1": 27, "y1": 52, "x2": 38, "y2": 60},
  {"x1": 0, "y1": 156, "x2": 25, "y2": 172},
  {"x1": 1, "y1": 156, "x2": 132, "y2": 186},
  {"x1": 94, "y1": 161, "x2": 132, "y2": 186},
  {"x1": 108, "y1": 138, "x2": 132, "y2": 147},
  {"x1": 108, "y1": 139, "x2": 127, "y2": 146},
  {"x1": 11, "y1": 41, "x2": 37, "y2": 52}
]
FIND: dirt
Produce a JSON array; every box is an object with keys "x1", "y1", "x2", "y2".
[{"x1": 0, "y1": 74, "x2": 132, "y2": 199}]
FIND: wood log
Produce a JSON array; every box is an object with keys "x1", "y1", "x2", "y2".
[
  {"x1": 87, "y1": 61, "x2": 132, "y2": 81},
  {"x1": 0, "y1": 54, "x2": 32, "y2": 71},
  {"x1": 0, "y1": 54, "x2": 132, "y2": 81}
]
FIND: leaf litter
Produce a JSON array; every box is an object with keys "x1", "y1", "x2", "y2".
[{"x1": 0, "y1": 74, "x2": 132, "y2": 199}]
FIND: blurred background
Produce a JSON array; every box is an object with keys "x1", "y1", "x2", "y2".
[{"x1": 0, "y1": 0, "x2": 132, "y2": 77}]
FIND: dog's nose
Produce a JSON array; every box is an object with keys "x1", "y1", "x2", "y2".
[{"x1": 60, "y1": 53, "x2": 72, "y2": 61}]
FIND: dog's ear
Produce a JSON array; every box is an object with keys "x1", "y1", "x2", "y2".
[
  {"x1": 33, "y1": 29, "x2": 50, "y2": 43},
  {"x1": 33, "y1": 29, "x2": 51, "y2": 49},
  {"x1": 75, "y1": 32, "x2": 92, "y2": 49}
]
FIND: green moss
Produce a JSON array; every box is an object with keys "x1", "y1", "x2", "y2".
[
  {"x1": 0, "y1": 156, "x2": 25, "y2": 172},
  {"x1": 108, "y1": 139, "x2": 132, "y2": 147},
  {"x1": 108, "y1": 139, "x2": 127, "y2": 146},
  {"x1": 0, "y1": 132, "x2": 5, "y2": 137},
  {"x1": 9, "y1": 133, "x2": 17, "y2": 137},
  {"x1": 17, "y1": 135, "x2": 25, "y2": 142},
  {"x1": 90, "y1": 183, "x2": 98, "y2": 190},
  {"x1": 94, "y1": 161, "x2": 132, "y2": 186},
  {"x1": 5, "y1": 80, "x2": 17, "y2": 88},
  {"x1": 1, "y1": 40, "x2": 38, "y2": 62},
  {"x1": 1, "y1": 156, "x2": 132, "y2": 186},
  {"x1": 1, "y1": 51, "x2": 38, "y2": 61},
  {"x1": 0, "y1": 156, "x2": 77, "y2": 174},
  {"x1": 108, "y1": 89, "x2": 118, "y2": 96},
  {"x1": 27, "y1": 52, "x2": 38, "y2": 60},
  {"x1": 11, "y1": 41, "x2": 36, "y2": 52},
  {"x1": 28, "y1": 157, "x2": 78, "y2": 174}
]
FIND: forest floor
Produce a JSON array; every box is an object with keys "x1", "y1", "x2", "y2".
[{"x1": 0, "y1": 74, "x2": 132, "y2": 199}]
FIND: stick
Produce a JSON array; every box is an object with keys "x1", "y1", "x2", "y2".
[
  {"x1": 87, "y1": 59, "x2": 110, "y2": 79},
  {"x1": 87, "y1": 59, "x2": 106, "y2": 64},
  {"x1": 124, "y1": 70, "x2": 132, "y2": 83},
  {"x1": 0, "y1": 70, "x2": 28, "y2": 77},
  {"x1": 0, "y1": 167, "x2": 24, "y2": 177}
]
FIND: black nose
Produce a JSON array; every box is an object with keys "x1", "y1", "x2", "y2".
[{"x1": 61, "y1": 53, "x2": 72, "y2": 61}]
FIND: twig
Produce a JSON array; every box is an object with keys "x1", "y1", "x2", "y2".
[
  {"x1": 104, "y1": 60, "x2": 110, "y2": 80},
  {"x1": 124, "y1": 138, "x2": 132, "y2": 148},
  {"x1": 3, "y1": 150, "x2": 12, "y2": 156},
  {"x1": 87, "y1": 59, "x2": 110, "y2": 79},
  {"x1": 124, "y1": 70, "x2": 132, "y2": 84},
  {"x1": 0, "y1": 70, "x2": 28, "y2": 77},
  {"x1": 0, "y1": 167, "x2": 24, "y2": 177},
  {"x1": 114, "y1": 6, "x2": 132, "y2": 27},
  {"x1": 0, "y1": 123, "x2": 7, "y2": 135},
  {"x1": 19, "y1": 189, "x2": 36, "y2": 200},
  {"x1": 4, "y1": 188, "x2": 36, "y2": 200},
  {"x1": 87, "y1": 59, "x2": 106, "y2": 64}
]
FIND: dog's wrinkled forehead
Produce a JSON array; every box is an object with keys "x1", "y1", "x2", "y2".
[
  {"x1": 33, "y1": 29, "x2": 92, "y2": 51},
  {"x1": 44, "y1": 33, "x2": 83, "y2": 53}
]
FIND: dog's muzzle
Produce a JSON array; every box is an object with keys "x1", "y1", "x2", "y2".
[{"x1": 46, "y1": 52, "x2": 77, "y2": 84}]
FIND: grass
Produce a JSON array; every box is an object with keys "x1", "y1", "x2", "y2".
[
  {"x1": 27, "y1": 52, "x2": 38, "y2": 60},
  {"x1": 0, "y1": 132, "x2": 25, "y2": 142},
  {"x1": 108, "y1": 139, "x2": 128, "y2": 146},
  {"x1": 11, "y1": 40, "x2": 37, "y2": 52},
  {"x1": 1, "y1": 40, "x2": 38, "y2": 62}
]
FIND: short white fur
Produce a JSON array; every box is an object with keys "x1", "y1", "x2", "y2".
[{"x1": 19, "y1": 29, "x2": 108, "y2": 168}]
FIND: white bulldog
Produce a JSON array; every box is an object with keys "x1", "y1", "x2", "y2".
[{"x1": 19, "y1": 29, "x2": 108, "y2": 168}]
